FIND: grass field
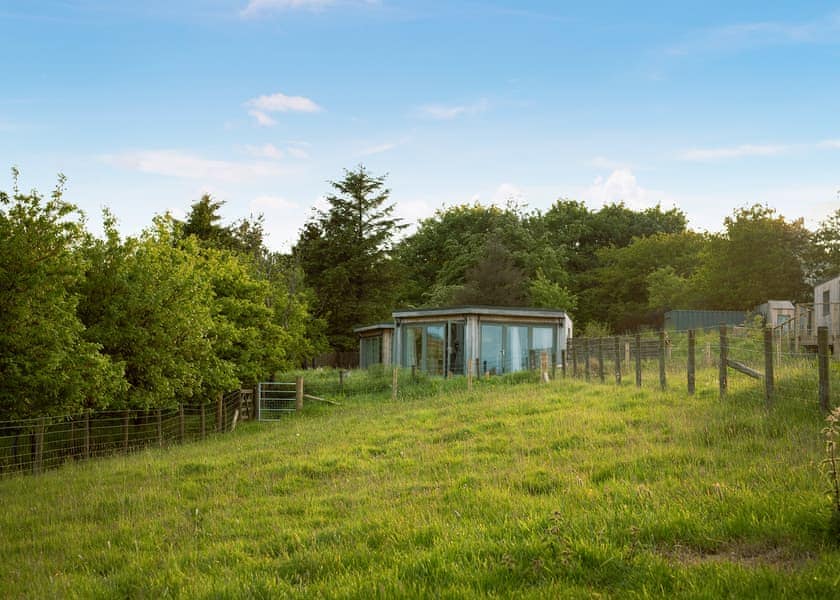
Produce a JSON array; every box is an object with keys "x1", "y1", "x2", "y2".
[{"x1": 1, "y1": 374, "x2": 839, "y2": 598}]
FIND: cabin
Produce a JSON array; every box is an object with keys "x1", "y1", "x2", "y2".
[
  {"x1": 357, "y1": 306, "x2": 573, "y2": 375},
  {"x1": 752, "y1": 300, "x2": 795, "y2": 327},
  {"x1": 773, "y1": 274, "x2": 840, "y2": 357},
  {"x1": 353, "y1": 323, "x2": 394, "y2": 369}
]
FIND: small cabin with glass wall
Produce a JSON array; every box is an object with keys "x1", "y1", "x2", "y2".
[
  {"x1": 353, "y1": 323, "x2": 394, "y2": 369},
  {"x1": 390, "y1": 306, "x2": 572, "y2": 376}
]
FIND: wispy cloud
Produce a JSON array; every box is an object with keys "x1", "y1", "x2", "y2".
[
  {"x1": 416, "y1": 99, "x2": 488, "y2": 120},
  {"x1": 358, "y1": 136, "x2": 410, "y2": 156},
  {"x1": 244, "y1": 91, "x2": 322, "y2": 126},
  {"x1": 244, "y1": 143, "x2": 286, "y2": 160},
  {"x1": 678, "y1": 138, "x2": 840, "y2": 161},
  {"x1": 240, "y1": 0, "x2": 378, "y2": 18},
  {"x1": 241, "y1": 0, "x2": 334, "y2": 17},
  {"x1": 103, "y1": 149, "x2": 287, "y2": 182},
  {"x1": 664, "y1": 11, "x2": 840, "y2": 58},
  {"x1": 251, "y1": 195, "x2": 299, "y2": 211},
  {"x1": 678, "y1": 143, "x2": 789, "y2": 161}
]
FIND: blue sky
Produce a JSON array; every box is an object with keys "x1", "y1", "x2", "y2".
[{"x1": 2, "y1": 1, "x2": 839, "y2": 249}]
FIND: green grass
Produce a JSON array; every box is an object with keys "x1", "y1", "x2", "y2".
[{"x1": 1, "y1": 375, "x2": 839, "y2": 598}]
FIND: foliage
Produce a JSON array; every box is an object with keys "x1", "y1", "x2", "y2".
[
  {"x1": 296, "y1": 166, "x2": 405, "y2": 350},
  {"x1": 811, "y1": 208, "x2": 840, "y2": 282},
  {"x1": 690, "y1": 205, "x2": 812, "y2": 310},
  {"x1": 77, "y1": 215, "x2": 228, "y2": 409},
  {"x1": 452, "y1": 239, "x2": 528, "y2": 306},
  {"x1": 0, "y1": 171, "x2": 123, "y2": 419},
  {"x1": 529, "y1": 268, "x2": 577, "y2": 311}
]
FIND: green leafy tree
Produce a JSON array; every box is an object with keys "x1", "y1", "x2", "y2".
[
  {"x1": 296, "y1": 166, "x2": 405, "y2": 350},
  {"x1": 529, "y1": 268, "x2": 577, "y2": 312},
  {"x1": 690, "y1": 205, "x2": 812, "y2": 309},
  {"x1": 582, "y1": 231, "x2": 707, "y2": 331},
  {"x1": 453, "y1": 239, "x2": 528, "y2": 306},
  {"x1": 0, "y1": 171, "x2": 123, "y2": 419},
  {"x1": 811, "y1": 207, "x2": 840, "y2": 281},
  {"x1": 78, "y1": 215, "x2": 228, "y2": 408}
]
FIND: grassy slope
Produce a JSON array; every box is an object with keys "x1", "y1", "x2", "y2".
[{"x1": 1, "y1": 378, "x2": 838, "y2": 599}]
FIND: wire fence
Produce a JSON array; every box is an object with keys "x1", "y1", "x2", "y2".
[
  {"x1": 0, "y1": 390, "x2": 248, "y2": 478},
  {"x1": 565, "y1": 325, "x2": 840, "y2": 412}
]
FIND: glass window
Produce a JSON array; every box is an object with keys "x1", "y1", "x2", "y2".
[
  {"x1": 404, "y1": 326, "x2": 423, "y2": 368},
  {"x1": 507, "y1": 326, "x2": 528, "y2": 372},
  {"x1": 426, "y1": 325, "x2": 445, "y2": 376},
  {"x1": 480, "y1": 324, "x2": 502, "y2": 375},
  {"x1": 360, "y1": 336, "x2": 381, "y2": 369},
  {"x1": 531, "y1": 327, "x2": 554, "y2": 353},
  {"x1": 824, "y1": 290, "x2": 831, "y2": 316}
]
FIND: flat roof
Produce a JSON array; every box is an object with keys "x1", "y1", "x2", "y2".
[
  {"x1": 353, "y1": 323, "x2": 396, "y2": 334},
  {"x1": 392, "y1": 305, "x2": 569, "y2": 320}
]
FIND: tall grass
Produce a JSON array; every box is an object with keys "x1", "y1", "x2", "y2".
[{"x1": 0, "y1": 373, "x2": 838, "y2": 598}]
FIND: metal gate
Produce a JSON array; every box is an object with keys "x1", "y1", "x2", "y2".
[{"x1": 257, "y1": 382, "x2": 297, "y2": 421}]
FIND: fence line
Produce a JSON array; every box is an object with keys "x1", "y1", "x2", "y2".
[
  {"x1": 0, "y1": 390, "x2": 249, "y2": 478},
  {"x1": 565, "y1": 325, "x2": 838, "y2": 411}
]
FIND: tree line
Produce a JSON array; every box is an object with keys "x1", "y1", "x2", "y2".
[
  {"x1": 297, "y1": 167, "x2": 840, "y2": 348},
  {"x1": 0, "y1": 170, "x2": 324, "y2": 420},
  {"x1": 3, "y1": 165, "x2": 839, "y2": 419}
]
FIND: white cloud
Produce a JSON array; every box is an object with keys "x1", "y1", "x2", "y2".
[
  {"x1": 584, "y1": 169, "x2": 669, "y2": 210},
  {"x1": 286, "y1": 146, "x2": 310, "y2": 159},
  {"x1": 678, "y1": 144, "x2": 789, "y2": 161},
  {"x1": 245, "y1": 143, "x2": 285, "y2": 160},
  {"x1": 416, "y1": 99, "x2": 488, "y2": 120},
  {"x1": 246, "y1": 92, "x2": 322, "y2": 113},
  {"x1": 358, "y1": 136, "x2": 410, "y2": 157},
  {"x1": 102, "y1": 149, "x2": 287, "y2": 183},
  {"x1": 248, "y1": 109, "x2": 277, "y2": 127},
  {"x1": 241, "y1": 0, "x2": 334, "y2": 17},
  {"x1": 251, "y1": 195, "x2": 299, "y2": 211},
  {"x1": 492, "y1": 183, "x2": 524, "y2": 205},
  {"x1": 818, "y1": 139, "x2": 840, "y2": 149}
]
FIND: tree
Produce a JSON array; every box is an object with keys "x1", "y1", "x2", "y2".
[
  {"x1": 77, "y1": 215, "x2": 228, "y2": 408},
  {"x1": 811, "y1": 208, "x2": 840, "y2": 281},
  {"x1": 452, "y1": 239, "x2": 528, "y2": 306},
  {"x1": 296, "y1": 166, "x2": 405, "y2": 350},
  {"x1": 690, "y1": 205, "x2": 812, "y2": 309},
  {"x1": 0, "y1": 171, "x2": 123, "y2": 419}
]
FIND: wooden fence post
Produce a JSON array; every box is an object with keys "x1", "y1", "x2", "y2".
[
  {"x1": 467, "y1": 356, "x2": 473, "y2": 391},
  {"x1": 551, "y1": 351, "x2": 557, "y2": 380},
  {"x1": 705, "y1": 341, "x2": 712, "y2": 368},
  {"x1": 561, "y1": 350, "x2": 566, "y2": 379},
  {"x1": 819, "y1": 326, "x2": 830, "y2": 413},
  {"x1": 179, "y1": 403, "x2": 185, "y2": 442},
  {"x1": 764, "y1": 327, "x2": 774, "y2": 408},
  {"x1": 634, "y1": 334, "x2": 642, "y2": 387},
  {"x1": 295, "y1": 376, "x2": 304, "y2": 411},
  {"x1": 687, "y1": 329, "x2": 696, "y2": 395},
  {"x1": 571, "y1": 342, "x2": 578, "y2": 378},
  {"x1": 614, "y1": 336, "x2": 622, "y2": 385},
  {"x1": 658, "y1": 330, "x2": 666, "y2": 390},
  {"x1": 475, "y1": 358, "x2": 480, "y2": 381},
  {"x1": 584, "y1": 339, "x2": 591, "y2": 382},
  {"x1": 625, "y1": 341, "x2": 630, "y2": 369},
  {"x1": 84, "y1": 412, "x2": 91, "y2": 460},
  {"x1": 339, "y1": 369, "x2": 345, "y2": 393},
  {"x1": 392, "y1": 367, "x2": 398, "y2": 401},
  {"x1": 216, "y1": 393, "x2": 223, "y2": 432},
  {"x1": 597, "y1": 339, "x2": 605, "y2": 383},
  {"x1": 719, "y1": 324, "x2": 728, "y2": 398},
  {"x1": 156, "y1": 409, "x2": 163, "y2": 447},
  {"x1": 123, "y1": 409, "x2": 130, "y2": 451},
  {"x1": 200, "y1": 404, "x2": 206, "y2": 440},
  {"x1": 35, "y1": 417, "x2": 45, "y2": 474}
]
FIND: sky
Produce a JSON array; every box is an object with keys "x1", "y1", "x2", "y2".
[{"x1": 2, "y1": 0, "x2": 839, "y2": 250}]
